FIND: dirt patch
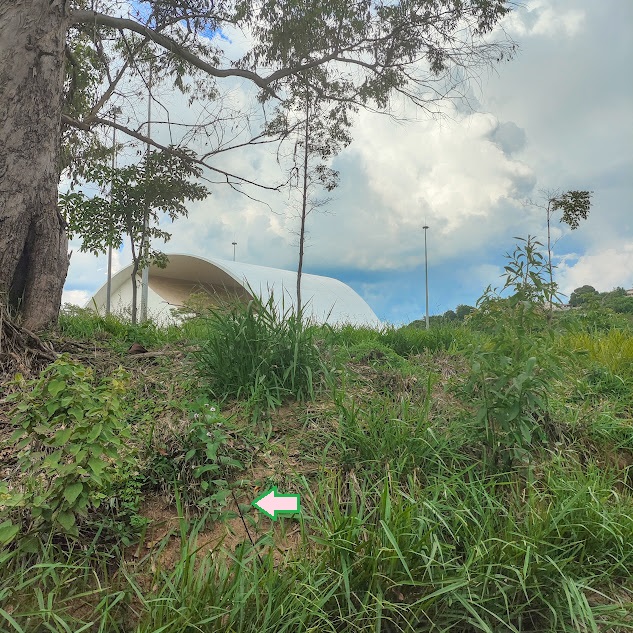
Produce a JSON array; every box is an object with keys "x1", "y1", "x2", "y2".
[{"x1": 131, "y1": 493, "x2": 304, "y2": 571}]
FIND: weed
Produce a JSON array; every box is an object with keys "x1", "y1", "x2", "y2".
[
  {"x1": 3, "y1": 357, "x2": 134, "y2": 539},
  {"x1": 194, "y1": 293, "x2": 328, "y2": 414}
]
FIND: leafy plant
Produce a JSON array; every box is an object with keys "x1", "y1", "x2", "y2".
[
  {"x1": 182, "y1": 401, "x2": 245, "y2": 515},
  {"x1": 3, "y1": 357, "x2": 133, "y2": 538},
  {"x1": 60, "y1": 148, "x2": 208, "y2": 324},
  {"x1": 463, "y1": 237, "x2": 561, "y2": 469}
]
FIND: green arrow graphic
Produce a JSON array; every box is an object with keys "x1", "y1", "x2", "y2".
[{"x1": 252, "y1": 486, "x2": 301, "y2": 520}]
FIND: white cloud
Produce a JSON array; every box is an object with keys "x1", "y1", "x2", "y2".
[
  {"x1": 556, "y1": 241, "x2": 633, "y2": 296},
  {"x1": 61, "y1": 289, "x2": 91, "y2": 307},
  {"x1": 310, "y1": 105, "x2": 535, "y2": 270},
  {"x1": 503, "y1": 1, "x2": 585, "y2": 38}
]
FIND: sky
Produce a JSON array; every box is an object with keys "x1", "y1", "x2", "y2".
[{"x1": 62, "y1": 0, "x2": 633, "y2": 325}]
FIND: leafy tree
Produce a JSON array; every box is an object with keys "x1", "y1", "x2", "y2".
[
  {"x1": 569, "y1": 285, "x2": 599, "y2": 307},
  {"x1": 60, "y1": 150, "x2": 208, "y2": 324},
  {"x1": 443, "y1": 309, "x2": 458, "y2": 321},
  {"x1": 0, "y1": 0, "x2": 516, "y2": 329},
  {"x1": 602, "y1": 287, "x2": 626, "y2": 300},
  {"x1": 605, "y1": 296, "x2": 633, "y2": 314},
  {"x1": 528, "y1": 190, "x2": 593, "y2": 315},
  {"x1": 456, "y1": 304, "x2": 475, "y2": 321},
  {"x1": 551, "y1": 190, "x2": 593, "y2": 230}
]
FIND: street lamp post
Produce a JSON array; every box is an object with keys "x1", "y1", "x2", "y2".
[
  {"x1": 423, "y1": 225, "x2": 429, "y2": 330},
  {"x1": 140, "y1": 60, "x2": 152, "y2": 323},
  {"x1": 232, "y1": 241, "x2": 237, "y2": 261},
  {"x1": 106, "y1": 107, "x2": 121, "y2": 316}
]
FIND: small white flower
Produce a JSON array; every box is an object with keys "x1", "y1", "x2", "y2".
[{"x1": 209, "y1": 406, "x2": 216, "y2": 412}]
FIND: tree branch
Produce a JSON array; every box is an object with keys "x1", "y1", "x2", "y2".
[
  {"x1": 68, "y1": 10, "x2": 272, "y2": 90},
  {"x1": 61, "y1": 113, "x2": 282, "y2": 192}
]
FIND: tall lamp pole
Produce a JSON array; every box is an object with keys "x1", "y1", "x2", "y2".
[
  {"x1": 423, "y1": 225, "x2": 429, "y2": 329},
  {"x1": 140, "y1": 60, "x2": 152, "y2": 323},
  {"x1": 106, "y1": 107, "x2": 120, "y2": 316},
  {"x1": 232, "y1": 241, "x2": 237, "y2": 261}
]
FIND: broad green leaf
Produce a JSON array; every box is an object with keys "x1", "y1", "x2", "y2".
[
  {"x1": 0, "y1": 521, "x2": 20, "y2": 545},
  {"x1": 57, "y1": 510, "x2": 76, "y2": 532},
  {"x1": 68, "y1": 407, "x2": 84, "y2": 421},
  {"x1": 47, "y1": 380, "x2": 66, "y2": 396},
  {"x1": 64, "y1": 482, "x2": 83, "y2": 505},
  {"x1": 87, "y1": 423, "x2": 103, "y2": 442},
  {"x1": 46, "y1": 400, "x2": 61, "y2": 416},
  {"x1": 42, "y1": 450, "x2": 63, "y2": 469},
  {"x1": 52, "y1": 427, "x2": 74, "y2": 446},
  {"x1": 88, "y1": 457, "x2": 106, "y2": 475}
]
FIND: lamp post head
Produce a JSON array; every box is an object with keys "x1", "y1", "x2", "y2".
[{"x1": 423, "y1": 225, "x2": 429, "y2": 230}]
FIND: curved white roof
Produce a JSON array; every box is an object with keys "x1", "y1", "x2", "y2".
[{"x1": 88, "y1": 253, "x2": 381, "y2": 327}]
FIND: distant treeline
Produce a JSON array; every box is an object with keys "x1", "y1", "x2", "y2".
[
  {"x1": 409, "y1": 286, "x2": 633, "y2": 328},
  {"x1": 568, "y1": 286, "x2": 633, "y2": 313}
]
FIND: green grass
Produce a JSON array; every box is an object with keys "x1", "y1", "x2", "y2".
[
  {"x1": 2, "y1": 306, "x2": 633, "y2": 631},
  {"x1": 56, "y1": 304, "x2": 210, "y2": 348},
  {"x1": 193, "y1": 294, "x2": 329, "y2": 411},
  {"x1": 325, "y1": 322, "x2": 473, "y2": 358}
]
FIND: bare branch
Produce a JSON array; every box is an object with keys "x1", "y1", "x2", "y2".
[
  {"x1": 68, "y1": 10, "x2": 273, "y2": 90},
  {"x1": 61, "y1": 113, "x2": 283, "y2": 192}
]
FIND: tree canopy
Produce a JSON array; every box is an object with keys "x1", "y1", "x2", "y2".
[
  {"x1": 0, "y1": 0, "x2": 517, "y2": 329},
  {"x1": 569, "y1": 285, "x2": 599, "y2": 307}
]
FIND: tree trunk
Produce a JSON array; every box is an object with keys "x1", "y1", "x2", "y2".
[
  {"x1": 546, "y1": 200, "x2": 553, "y2": 323},
  {"x1": 0, "y1": 0, "x2": 69, "y2": 330},
  {"x1": 296, "y1": 90, "x2": 310, "y2": 318},
  {"x1": 130, "y1": 268, "x2": 139, "y2": 326}
]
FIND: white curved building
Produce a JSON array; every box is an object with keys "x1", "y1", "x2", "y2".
[{"x1": 87, "y1": 254, "x2": 381, "y2": 327}]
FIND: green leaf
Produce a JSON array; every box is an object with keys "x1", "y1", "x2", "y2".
[
  {"x1": 87, "y1": 457, "x2": 106, "y2": 475},
  {"x1": 0, "y1": 521, "x2": 20, "y2": 545},
  {"x1": 64, "y1": 483, "x2": 84, "y2": 505},
  {"x1": 42, "y1": 450, "x2": 62, "y2": 469},
  {"x1": 194, "y1": 464, "x2": 220, "y2": 477},
  {"x1": 52, "y1": 427, "x2": 74, "y2": 446},
  {"x1": 46, "y1": 400, "x2": 61, "y2": 416},
  {"x1": 57, "y1": 510, "x2": 76, "y2": 532},
  {"x1": 48, "y1": 380, "x2": 67, "y2": 396},
  {"x1": 87, "y1": 424, "x2": 103, "y2": 442},
  {"x1": 68, "y1": 407, "x2": 84, "y2": 421}
]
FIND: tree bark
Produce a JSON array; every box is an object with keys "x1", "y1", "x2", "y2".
[{"x1": 0, "y1": 0, "x2": 69, "y2": 330}]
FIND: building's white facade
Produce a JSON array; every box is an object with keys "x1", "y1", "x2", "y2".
[{"x1": 87, "y1": 254, "x2": 382, "y2": 327}]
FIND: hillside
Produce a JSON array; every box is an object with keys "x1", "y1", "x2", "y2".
[{"x1": 1, "y1": 297, "x2": 633, "y2": 632}]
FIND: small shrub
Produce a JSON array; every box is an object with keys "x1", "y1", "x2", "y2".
[
  {"x1": 463, "y1": 237, "x2": 561, "y2": 469},
  {"x1": 2, "y1": 357, "x2": 133, "y2": 538}
]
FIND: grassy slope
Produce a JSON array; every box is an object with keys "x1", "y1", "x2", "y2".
[{"x1": 1, "y1": 308, "x2": 632, "y2": 632}]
